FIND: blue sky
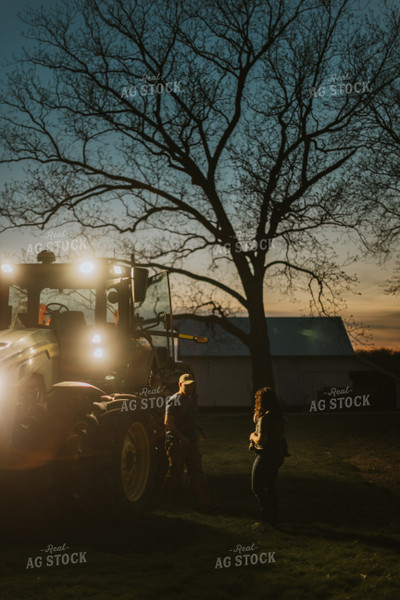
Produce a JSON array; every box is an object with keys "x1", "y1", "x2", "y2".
[
  {"x1": 0, "y1": 0, "x2": 398, "y2": 350},
  {"x1": 0, "y1": 0, "x2": 44, "y2": 58}
]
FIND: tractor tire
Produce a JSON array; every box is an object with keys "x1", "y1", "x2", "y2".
[
  {"x1": 79, "y1": 408, "x2": 157, "y2": 517},
  {"x1": 55, "y1": 418, "x2": 89, "y2": 508}
]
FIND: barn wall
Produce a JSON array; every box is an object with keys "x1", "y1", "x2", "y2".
[
  {"x1": 184, "y1": 357, "x2": 252, "y2": 407},
  {"x1": 182, "y1": 355, "x2": 398, "y2": 408},
  {"x1": 273, "y1": 356, "x2": 356, "y2": 406},
  {"x1": 273, "y1": 357, "x2": 304, "y2": 406}
]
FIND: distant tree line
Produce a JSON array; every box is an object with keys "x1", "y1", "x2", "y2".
[{"x1": 356, "y1": 349, "x2": 400, "y2": 378}]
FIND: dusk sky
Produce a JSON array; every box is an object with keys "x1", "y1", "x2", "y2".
[{"x1": 0, "y1": 0, "x2": 399, "y2": 350}]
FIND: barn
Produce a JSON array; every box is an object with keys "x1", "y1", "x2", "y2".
[{"x1": 175, "y1": 316, "x2": 400, "y2": 410}]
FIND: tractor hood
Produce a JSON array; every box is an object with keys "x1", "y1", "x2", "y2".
[
  {"x1": 0, "y1": 328, "x2": 60, "y2": 453},
  {"x1": 0, "y1": 328, "x2": 59, "y2": 368}
]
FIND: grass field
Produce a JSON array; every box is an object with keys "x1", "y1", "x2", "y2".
[{"x1": 1, "y1": 412, "x2": 399, "y2": 600}]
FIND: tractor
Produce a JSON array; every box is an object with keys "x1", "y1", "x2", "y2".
[{"x1": 0, "y1": 251, "x2": 206, "y2": 515}]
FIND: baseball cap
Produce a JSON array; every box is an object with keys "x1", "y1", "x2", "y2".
[{"x1": 179, "y1": 373, "x2": 196, "y2": 385}]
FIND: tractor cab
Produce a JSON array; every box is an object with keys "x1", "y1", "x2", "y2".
[{"x1": 0, "y1": 254, "x2": 175, "y2": 395}]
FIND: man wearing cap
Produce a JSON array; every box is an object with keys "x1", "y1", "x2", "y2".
[{"x1": 160, "y1": 373, "x2": 213, "y2": 511}]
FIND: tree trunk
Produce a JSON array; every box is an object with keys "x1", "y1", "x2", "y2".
[{"x1": 247, "y1": 293, "x2": 275, "y2": 397}]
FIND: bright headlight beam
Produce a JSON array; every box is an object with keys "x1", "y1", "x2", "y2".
[
  {"x1": 1, "y1": 264, "x2": 13, "y2": 274},
  {"x1": 92, "y1": 334, "x2": 101, "y2": 344},
  {"x1": 93, "y1": 348, "x2": 104, "y2": 359},
  {"x1": 79, "y1": 261, "x2": 95, "y2": 274},
  {"x1": 113, "y1": 265, "x2": 123, "y2": 275}
]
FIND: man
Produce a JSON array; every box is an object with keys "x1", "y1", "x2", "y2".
[{"x1": 160, "y1": 373, "x2": 213, "y2": 511}]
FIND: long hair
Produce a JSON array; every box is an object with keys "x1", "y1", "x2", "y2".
[{"x1": 254, "y1": 387, "x2": 283, "y2": 422}]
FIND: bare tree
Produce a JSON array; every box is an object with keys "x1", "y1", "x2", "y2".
[
  {"x1": 354, "y1": 70, "x2": 400, "y2": 294},
  {"x1": 1, "y1": 0, "x2": 399, "y2": 392}
]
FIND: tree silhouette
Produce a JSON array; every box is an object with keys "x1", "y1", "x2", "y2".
[
  {"x1": 1, "y1": 0, "x2": 399, "y2": 392},
  {"x1": 356, "y1": 72, "x2": 400, "y2": 295}
]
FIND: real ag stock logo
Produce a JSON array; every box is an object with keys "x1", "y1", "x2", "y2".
[
  {"x1": 25, "y1": 229, "x2": 87, "y2": 258},
  {"x1": 25, "y1": 543, "x2": 87, "y2": 569},
  {"x1": 215, "y1": 236, "x2": 275, "y2": 256},
  {"x1": 309, "y1": 386, "x2": 371, "y2": 412},
  {"x1": 214, "y1": 542, "x2": 276, "y2": 569},
  {"x1": 310, "y1": 73, "x2": 371, "y2": 98},
  {"x1": 121, "y1": 73, "x2": 183, "y2": 98},
  {"x1": 120, "y1": 386, "x2": 181, "y2": 411}
]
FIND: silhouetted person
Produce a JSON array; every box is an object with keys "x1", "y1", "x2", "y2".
[
  {"x1": 249, "y1": 387, "x2": 288, "y2": 526},
  {"x1": 160, "y1": 373, "x2": 213, "y2": 512}
]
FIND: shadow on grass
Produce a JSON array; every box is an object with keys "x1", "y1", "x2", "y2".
[
  {"x1": 0, "y1": 491, "x2": 274, "y2": 600},
  {"x1": 208, "y1": 468, "x2": 400, "y2": 545},
  {"x1": 278, "y1": 522, "x2": 400, "y2": 552},
  {"x1": 0, "y1": 496, "x2": 228, "y2": 552}
]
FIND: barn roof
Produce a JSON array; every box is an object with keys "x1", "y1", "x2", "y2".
[{"x1": 175, "y1": 316, "x2": 355, "y2": 357}]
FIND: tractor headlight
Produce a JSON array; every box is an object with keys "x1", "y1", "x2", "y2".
[
  {"x1": 1, "y1": 264, "x2": 13, "y2": 274},
  {"x1": 79, "y1": 261, "x2": 95, "y2": 274},
  {"x1": 90, "y1": 332, "x2": 105, "y2": 360}
]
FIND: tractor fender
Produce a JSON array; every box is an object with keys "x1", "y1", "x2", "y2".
[
  {"x1": 45, "y1": 381, "x2": 106, "y2": 416},
  {"x1": 91, "y1": 396, "x2": 144, "y2": 420}
]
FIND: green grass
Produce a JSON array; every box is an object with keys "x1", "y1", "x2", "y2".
[{"x1": 0, "y1": 413, "x2": 399, "y2": 600}]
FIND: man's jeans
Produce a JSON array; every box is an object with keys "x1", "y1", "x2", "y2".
[{"x1": 161, "y1": 438, "x2": 211, "y2": 507}]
